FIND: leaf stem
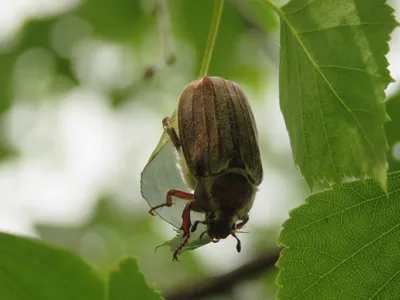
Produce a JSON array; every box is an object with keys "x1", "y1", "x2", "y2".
[
  {"x1": 198, "y1": 0, "x2": 224, "y2": 78},
  {"x1": 262, "y1": 0, "x2": 284, "y2": 17}
]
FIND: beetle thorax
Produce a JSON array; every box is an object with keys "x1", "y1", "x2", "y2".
[{"x1": 211, "y1": 172, "x2": 253, "y2": 210}]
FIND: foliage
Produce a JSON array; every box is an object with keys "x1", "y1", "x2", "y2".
[
  {"x1": 271, "y1": 0, "x2": 397, "y2": 190},
  {"x1": 34, "y1": 197, "x2": 206, "y2": 291},
  {"x1": 277, "y1": 171, "x2": 400, "y2": 299},
  {"x1": 0, "y1": 232, "x2": 161, "y2": 300},
  {"x1": 267, "y1": 0, "x2": 399, "y2": 298},
  {"x1": 385, "y1": 90, "x2": 400, "y2": 171},
  {"x1": 108, "y1": 258, "x2": 163, "y2": 300}
]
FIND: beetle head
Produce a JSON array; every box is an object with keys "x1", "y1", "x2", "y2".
[
  {"x1": 205, "y1": 211, "x2": 235, "y2": 240},
  {"x1": 202, "y1": 211, "x2": 242, "y2": 252}
]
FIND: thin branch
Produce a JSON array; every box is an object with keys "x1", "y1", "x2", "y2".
[
  {"x1": 143, "y1": 0, "x2": 176, "y2": 81},
  {"x1": 164, "y1": 247, "x2": 282, "y2": 300},
  {"x1": 112, "y1": 0, "x2": 175, "y2": 107},
  {"x1": 198, "y1": 0, "x2": 225, "y2": 78}
]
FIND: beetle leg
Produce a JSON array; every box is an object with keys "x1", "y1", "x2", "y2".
[
  {"x1": 162, "y1": 117, "x2": 181, "y2": 150},
  {"x1": 236, "y1": 216, "x2": 249, "y2": 230},
  {"x1": 148, "y1": 189, "x2": 194, "y2": 215},
  {"x1": 180, "y1": 200, "x2": 196, "y2": 236},
  {"x1": 191, "y1": 220, "x2": 207, "y2": 233},
  {"x1": 172, "y1": 233, "x2": 190, "y2": 261},
  {"x1": 172, "y1": 199, "x2": 196, "y2": 261}
]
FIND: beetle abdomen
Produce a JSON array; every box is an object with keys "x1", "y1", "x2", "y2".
[{"x1": 178, "y1": 77, "x2": 263, "y2": 185}]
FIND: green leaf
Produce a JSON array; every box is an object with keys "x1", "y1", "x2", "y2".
[
  {"x1": 385, "y1": 90, "x2": 400, "y2": 171},
  {"x1": 276, "y1": 170, "x2": 400, "y2": 299},
  {"x1": 141, "y1": 135, "x2": 212, "y2": 256},
  {"x1": 108, "y1": 257, "x2": 163, "y2": 300},
  {"x1": 155, "y1": 229, "x2": 211, "y2": 255},
  {"x1": 268, "y1": 0, "x2": 398, "y2": 190},
  {"x1": 35, "y1": 196, "x2": 206, "y2": 291},
  {"x1": 140, "y1": 111, "x2": 191, "y2": 230},
  {"x1": 146, "y1": 110, "x2": 177, "y2": 165},
  {"x1": 0, "y1": 232, "x2": 103, "y2": 300}
]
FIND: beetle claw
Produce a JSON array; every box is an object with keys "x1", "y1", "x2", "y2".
[
  {"x1": 199, "y1": 230, "x2": 207, "y2": 240},
  {"x1": 148, "y1": 208, "x2": 159, "y2": 216},
  {"x1": 172, "y1": 251, "x2": 180, "y2": 262},
  {"x1": 172, "y1": 232, "x2": 191, "y2": 262},
  {"x1": 148, "y1": 201, "x2": 175, "y2": 216}
]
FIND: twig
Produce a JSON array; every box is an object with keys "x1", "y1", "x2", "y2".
[
  {"x1": 143, "y1": 0, "x2": 176, "y2": 81},
  {"x1": 112, "y1": 0, "x2": 175, "y2": 107},
  {"x1": 198, "y1": 0, "x2": 225, "y2": 78},
  {"x1": 164, "y1": 247, "x2": 282, "y2": 300}
]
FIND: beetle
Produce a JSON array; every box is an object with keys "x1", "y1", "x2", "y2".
[{"x1": 149, "y1": 76, "x2": 263, "y2": 261}]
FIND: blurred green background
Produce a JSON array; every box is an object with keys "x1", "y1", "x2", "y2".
[{"x1": 0, "y1": 0, "x2": 399, "y2": 299}]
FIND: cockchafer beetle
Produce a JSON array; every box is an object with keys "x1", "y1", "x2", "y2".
[{"x1": 149, "y1": 76, "x2": 263, "y2": 261}]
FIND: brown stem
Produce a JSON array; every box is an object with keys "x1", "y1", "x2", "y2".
[{"x1": 164, "y1": 247, "x2": 282, "y2": 300}]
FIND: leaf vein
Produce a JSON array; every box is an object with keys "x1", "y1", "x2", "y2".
[
  {"x1": 295, "y1": 38, "x2": 313, "y2": 169},
  {"x1": 370, "y1": 269, "x2": 400, "y2": 299},
  {"x1": 284, "y1": 186, "x2": 400, "y2": 237},
  {"x1": 299, "y1": 22, "x2": 398, "y2": 35},
  {"x1": 283, "y1": 0, "x2": 323, "y2": 15},
  {"x1": 314, "y1": 66, "x2": 339, "y2": 180},
  {"x1": 319, "y1": 65, "x2": 391, "y2": 81},
  {"x1": 279, "y1": 14, "x2": 380, "y2": 166},
  {"x1": 294, "y1": 222, "x2": 400, "y2": 299}
]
